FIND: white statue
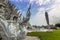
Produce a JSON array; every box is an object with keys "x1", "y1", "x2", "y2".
[
  {"x1": 0, "y1": 11, "x2": 31, "y2": 40},
  {"x1": 0, "y1": 0, "x2": 31, "y2": 40}
]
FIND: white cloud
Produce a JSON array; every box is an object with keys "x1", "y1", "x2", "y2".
[
  {"x1": 30, "y1": 7, "x2": 48, "y2": 26},
  {"x1": 29, "y1": 0, "x2": 53, "y2": 6},
  {"x1": 36, "y1": 0, "x2": 51, "y2": 5},
  {"x1": 30, "y1": 0, "x2": 60, "y2": 26},
  {"x1": 55, "y1": 0, "x2": 60, "y2": 3},
  {"x1": 10, "y1": 0, "x2": 60, "y2": 26},
  {"x1": 10, "y1": 0, "x2": 52, "y2": 5},
  {"x1": 48, "y1": 4, "x2": 60, "y2": 24},
  {"x1": 30, "y1": 11, "x2": 47, "y2": 26}
]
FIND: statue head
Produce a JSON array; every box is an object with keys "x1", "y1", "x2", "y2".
[
  {"x1": 0, "y1": 0, "x2": 9, "y2": 8},
  {"x1": 0, "y1": 0, "x2": 12, "y2": 20},
  {"x1": 0, "y1": 4, "x2": 5, "y2": 15}
]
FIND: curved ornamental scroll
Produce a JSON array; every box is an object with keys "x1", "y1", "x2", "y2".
[
  {"x1": 0, "y1": 0, "x2": 31, "y2": 40},
  {"x1": 0, "y1": 15, "x2": 11, "y2": 37}
]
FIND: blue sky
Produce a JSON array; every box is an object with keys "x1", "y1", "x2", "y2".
[
  {"x1": 9, "y1": 0, "x2": 39, "y2": 16},
  {"x1": 9, "y1": 0, "x2": 60, "y2": 26}
]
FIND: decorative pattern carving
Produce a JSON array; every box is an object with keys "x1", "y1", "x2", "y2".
[{"x1": 0, "y1": 0, "x2": 31, "y2": 40}]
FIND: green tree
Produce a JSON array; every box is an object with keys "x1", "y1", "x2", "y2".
[{"x1": 55, "y1": 23, "x2": 60, "y2": 27}]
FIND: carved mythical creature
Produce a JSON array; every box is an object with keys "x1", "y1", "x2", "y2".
[{"x1": 0, "y1": 0, "x2": 31, "y2": 40}]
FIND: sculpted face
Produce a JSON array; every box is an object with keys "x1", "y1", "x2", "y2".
[
  {"x1": 0, "y1": 0, "x2": 6, "y2": 12},
  {"x1": 0, "y1": 4, "x2": 5, "y2": 14},
  {"x1": 0, "y1": 3, "x2": 11, "y2": 20}
]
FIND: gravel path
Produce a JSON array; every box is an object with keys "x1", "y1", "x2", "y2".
[{"x1": 24, "y1": 36, "x2": 40, "y2": 40}]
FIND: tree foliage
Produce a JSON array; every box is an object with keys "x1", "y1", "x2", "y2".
[{"x1": 55, "y1": 23, "x2": 60, "y2": 27}]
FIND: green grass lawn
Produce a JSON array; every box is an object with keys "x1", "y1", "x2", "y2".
[{"x1": 27, "y1": 30, "x2": 60, "y2": 40}]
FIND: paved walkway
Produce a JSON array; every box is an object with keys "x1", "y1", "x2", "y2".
[{"x1": 24, "y1": 36, "x2": 40, "y2": 40}]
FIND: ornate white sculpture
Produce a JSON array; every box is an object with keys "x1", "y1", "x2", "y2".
[{"x1": 0, "y1": 0, "x2": 31, "y2": 40}]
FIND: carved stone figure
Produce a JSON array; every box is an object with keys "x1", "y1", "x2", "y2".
[{"x1": 0, "y1": 0, "x2": 31, "y2": 40}]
